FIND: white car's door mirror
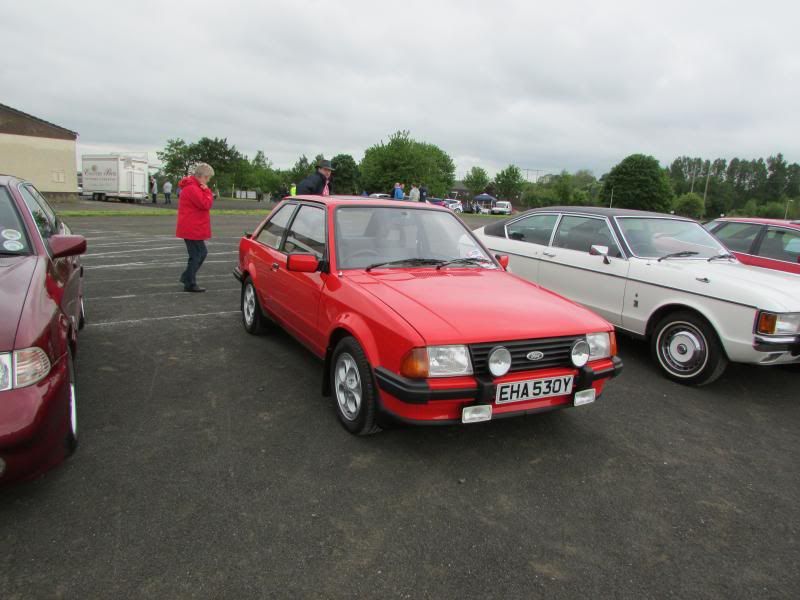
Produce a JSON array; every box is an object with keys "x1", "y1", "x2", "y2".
[{"x1": 590, "y1": 244, "x2": 610, "y2": 264}]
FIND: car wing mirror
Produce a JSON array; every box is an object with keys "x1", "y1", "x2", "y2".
[
  {"x1": 495, "y1": 254, "x2": 510, "y2": 270},
  {"x1": 590, "y1": 244, "x2": 610, "y2": 265},
  {"x1": 49, "y1": 234, "x2": 87, "y2": 258},
  {"x1": 287, "y1": 253, "x2": 320, "y2": 273},
  {"x1": 244, "y1": 231, "x2": 251, "y2": 239}
]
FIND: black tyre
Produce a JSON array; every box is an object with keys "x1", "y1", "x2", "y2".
[
  {"x1": 65, "y1": 348, "x2": 78, "y2": 455},
  {"x1": 651, "y1": 311, "x2": 728, "y2": 386},
  {"x1": 241, "y1": 277, "x2": 269, "y2": 335},
  {"x1": 78, "y1": 296, "x2": 86, "y2": 330},
  {"x1": 331, "y1": 337, "x2": 381, "y2": 435}
]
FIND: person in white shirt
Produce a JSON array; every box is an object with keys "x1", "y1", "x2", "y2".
[
  {"x1": 409, "y1": 184, "x2": 420, "y2": 202},
  {"x1": 163, "y1": 180, "x2": 173, "y2": 204}
]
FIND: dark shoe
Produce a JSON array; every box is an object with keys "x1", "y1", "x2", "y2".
[{"x1": 184, "y1": 285, "x2": 206, "y2": 293}]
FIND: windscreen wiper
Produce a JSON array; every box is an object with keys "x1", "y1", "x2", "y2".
[
  {"x1": 657, "y1": 251, "x2": 698, "y2": 262},
  {"x1": 435, "y1": 257, "x2": 493, "y2": 270},
  {"x1": 707, "y1": 252, "x2": 735, "y2": 262},
  {"x1": 365, "y1": 258, "x2": 445, "y2": 271}
]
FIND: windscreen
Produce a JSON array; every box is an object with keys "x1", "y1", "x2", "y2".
[
  {"x1": 616, "y1": 217, "x2": 726, "y2": 259},
  {"x1": 335, "y1": 206, "x2": 492, "y2": 269},
  {"x1": 0, "y1": 187, "x2": 31, "y2": 255}
]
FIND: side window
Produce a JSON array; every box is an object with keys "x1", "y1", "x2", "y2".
[
  {"x1": 758, "y1": 227, "x2": 800, "y2": 263},
  {"x1": 712, "y1": 222, "x2": 762, "y2": 253},
  {"x1": 18, "y1": 185, "x2": 56, "y2": 239},
  {"x1": 256, "y1": 204, "x2": 295, "y2": 249},
  {"x1": 506, "y1": 214, "x2": 558, "y2": 245},
  {"x1": 283, "y1": 205, "x2": 326, "y2": 257},
  {"x1": 553, "y1": 215, "x2": 622, "y2": 257}
]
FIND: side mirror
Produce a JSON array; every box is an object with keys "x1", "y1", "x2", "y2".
[
  {"x1": 244, "y1": 231, "x2": 251, "y2": 239},
  {"x1": 49, "y1": 235, "x2": 87, "y2": 258},
  {"x1": 287, "y1": 253, "x2": 319, "y2": 273},
  {"x1": 495, "y1": 254, "x2": 510, "y2": 270},
  {"x1": 590, "y1": 245, "x2": 610, "y2": 265}
]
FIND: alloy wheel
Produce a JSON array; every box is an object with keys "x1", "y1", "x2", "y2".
[
  {"x1": 335, "y1": 353, "x2": 362, "y2": 421},
  {"x1": 243, "y1": 283, "x2": 256, "y2": 326}
]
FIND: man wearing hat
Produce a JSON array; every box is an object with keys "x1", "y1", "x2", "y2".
[{"x1": 297, "y1": 159, "x2": 334, "y2": 196}]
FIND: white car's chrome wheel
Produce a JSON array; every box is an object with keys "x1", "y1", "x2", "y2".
[
  {"x1": 335, "y1": 353, "x2": 362, "y2": 421},
  {"x1": 656, "y1": 321, "x2": 709, "y2": 377}
]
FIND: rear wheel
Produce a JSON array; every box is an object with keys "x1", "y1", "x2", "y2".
[
  {"x1": 331, "y1": 337, "x2": 380, "y2": 435},
  {"x1": 241, "y1": 277, "x2": 269, "y2": 335},
  {"x1": 651, "y1": 311, "x2": 728, "y2": 386}
]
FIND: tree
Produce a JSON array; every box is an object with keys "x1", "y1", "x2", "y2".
[
  {"x1": 674, "y1": 192, "x2": 705, "y2": 219},
  {"x1": 157, "y1": 138, "x2": 193, "y2": 178},
  {"x1": 359, "y1": 130, "x2": 455, "y2": 196},
  {"x1": 601, "y1": 154, "x2": 674, "y2": 212},
  {"x1": 331, "y1": 154, "x2": 360, "y2": 194},
  {"x1": 463, "y1": 166, "x2": 490, "y2": 198},
  {"x1": 493, "y1": 164, "x2": 524, "y2": 201},
  {"x1": 288, "y1": 155, "x2": 313, "y2": 186}
]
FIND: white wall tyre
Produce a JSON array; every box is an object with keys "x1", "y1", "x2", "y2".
[{"x1": 651, "y1": 311, "x2": 728, "y2": 386}]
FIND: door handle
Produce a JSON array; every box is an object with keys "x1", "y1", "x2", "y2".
[
  {"x1": 543, "y1": 251, "x2": 556, "y2": 257},
  {"x1": 271, "y1": 262, "x2": 279, "y2": 271}
]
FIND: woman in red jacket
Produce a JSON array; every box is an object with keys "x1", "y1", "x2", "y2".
[{"x1": 176, "y1": 163, "x2": 215, "y2": 292}]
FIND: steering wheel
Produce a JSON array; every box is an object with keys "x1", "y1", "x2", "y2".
[{"x1": 347, "y1": 249, "x2": 381, "y2": 261}]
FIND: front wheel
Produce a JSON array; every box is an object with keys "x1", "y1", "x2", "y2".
[
  {"x1": 331, "y1": 337, "x2": 380, "y2": 435},
  {"x1": 65, "y1": 348, "x2": 78, "y2": 455},
  {"x1": 651, "y1": 311, "x2": 728, "y2": 385},
  {"x1": 241, "y1": 278, "x2": 269, "y2": 335}
]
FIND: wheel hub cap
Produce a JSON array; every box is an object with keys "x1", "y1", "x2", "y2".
[
  {"x1": 659, "y1": 322, "x2": 708, "y2": 376},
  {"x1": 334, "y1": 353, "x2": 362, "y2": 421}
]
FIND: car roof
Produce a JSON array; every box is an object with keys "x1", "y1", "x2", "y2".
[
  {"x1": 712, "y1": 217, "x2": 800, "y2": 229},
  {"x1": 287, "y1": 195, "x2": 450, "y2": 211},
  {"x1": 520, "y1": 205, "x2": 693, "y2": 220}
]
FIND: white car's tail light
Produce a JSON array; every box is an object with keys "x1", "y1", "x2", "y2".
[{"x1": 13, "y1": 347, "x2": 51, "y2": 388}]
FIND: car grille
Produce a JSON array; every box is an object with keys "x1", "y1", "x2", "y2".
[{"x1": 469, "y1": 335, "x2": 583, "y2": 374}]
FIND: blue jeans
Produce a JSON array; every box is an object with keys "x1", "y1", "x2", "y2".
[{"x1": 181, "y1": 240, "x2": 208, "y2": 288}]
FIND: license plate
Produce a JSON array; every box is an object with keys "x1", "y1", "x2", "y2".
[{"x1": 495, "y1": 375, "x2": 574, "y2": 404}]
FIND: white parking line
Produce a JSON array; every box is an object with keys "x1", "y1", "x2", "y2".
[
  {"x1": 84, "y1": 255, "x2": 237, "y2": 269},
  {"x1": 85, "y1": 273, "x2": 234, "y2": 284},
  {"x1": 88, "y1": 288, "x2": 239, "y2": 300},
  {"x1": 88, "y1": 310, "x2": 239, "y2": 327}
]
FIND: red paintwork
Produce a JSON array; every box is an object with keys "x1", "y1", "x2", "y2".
[
  {"x1": 238, "y1": 196, "x2": 618, "y2": 425},
  {"x1": 0, "y1": 176, "x2": 85, "y2": 483},
  {"x1": 710, "y1": 217, "x2": 800, "y2": 275}
]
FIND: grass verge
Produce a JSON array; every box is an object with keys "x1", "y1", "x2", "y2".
[{"x1": 59, "y1": 209, "x2": 272, "y2": 217}]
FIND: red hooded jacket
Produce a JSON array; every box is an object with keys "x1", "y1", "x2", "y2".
[{"x1": 176, "y1": 176, "x2": 214, "y2": 240}]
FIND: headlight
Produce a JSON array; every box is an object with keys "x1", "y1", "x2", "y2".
[
  {"x1": 586, "y1": 332, "x2": 613, "y2": 360},
  {"x1": 0, "y1": 353, "x2": 11, "y2": 391},
  {"x1": 400, "y1": 345, "x2": 473, "y2": 378},
  {"x1": 14, "y1": 347, "x2": 51, "y2": 388},
  {"x1": 571, "y1": 339, "x2": 590, "y2": 367},
  {"x1": 757, "y1": 312, "x2": 800, "y2": 336},
  {"x1": 488, "y1": 346, "x2": 512, "y2": 377}
]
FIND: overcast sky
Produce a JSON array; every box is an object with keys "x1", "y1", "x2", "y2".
[{"x1": 2, "y1": 0, "x2": 799, "y2": 178}]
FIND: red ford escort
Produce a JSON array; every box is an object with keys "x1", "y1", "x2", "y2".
[{"x1": 234, "y1": 196, "x2": 622, "y2": 434}]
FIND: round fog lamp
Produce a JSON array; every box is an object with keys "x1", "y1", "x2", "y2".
[
  {"x1": 488, "y1": 346, "x2": 512, "y2": 377},
  {"x1": 571, "y1": 339, "x2": 590, "y2": 367}
]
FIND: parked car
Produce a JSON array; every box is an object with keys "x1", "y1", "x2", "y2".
[
  {"x1": 369, "y1": 193, "x2": 391, "y2": 199},
  {"x1": 705, "y1": 217, "x2": 800, "y2": 275},
  {"x1": 0, "y1": 175, "x2": 86, "y2": 483},
  {"x1": 474, "y1": 206, "x2": 800, "y2": 385},
  {"x1": 426, "y1": 197, "x2": 447, "y2": 207},
  {"x1": 444, "y1": 199, "x2": 463, "y2": 213},
  {"x1": 491, "y1": 200, "x2": 513, "y2": 215},
  {"x1": 234, "y1": 196, "x2": 622, "y2": 434}
]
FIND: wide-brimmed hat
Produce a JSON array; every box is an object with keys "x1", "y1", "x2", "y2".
[{"x1": 318, "y1": 159, "x2": 335, "y2": 171}]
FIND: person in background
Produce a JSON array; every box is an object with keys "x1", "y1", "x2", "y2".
[
  {"x1": 419, "y1": 183, "x2": 428, "y2": 203},
  {"x1": 297, "y1": 159, "x2": 334, "y2": 195},
  {"x1": 151, "y1": 176, "x2": 158, "y2": 203},
  {"x1": 361, "y1": 190, "x2": 368, "y2": 197},
  {"x1": 176, "y1": 163, "x2": 215, "y2": 293},
  {"x1": 409, "y1": 183, "x2": 420, "y2": 202},
  {"x1": 393, "y1": 183, "x2": 404, "y2": 200},
  {"x1": 163, "y1": 179, "x2": 173, "y2": 204},
  {"x1": 290, "y1": 182, "x2": 297, "y2": 196}
]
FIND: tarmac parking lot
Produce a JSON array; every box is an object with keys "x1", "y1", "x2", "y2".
[{"x1": 1, "y1": 213, "x2": 799, "y2": 599}]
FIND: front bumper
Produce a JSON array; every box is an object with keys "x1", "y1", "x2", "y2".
[
  {"x1": 752, "y1": 334, "x2": 800, "y2": 364},
  {"x1": 374, "y1": 356, "x2": 623, "y2": 425}
]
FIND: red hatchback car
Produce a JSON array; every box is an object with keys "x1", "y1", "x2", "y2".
[
  {"x1": 235, "y1": 196, "x2": 622, "y2": 434},
  {"x1": 0, "y1": 176, "x2": 86, "y2": 483},
  {"x1": 706, "y1": 217, "x2": 800, "y2": 275}
]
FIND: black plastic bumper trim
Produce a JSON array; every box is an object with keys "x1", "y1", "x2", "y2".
[{"x1": 374, "y1": 367, "x2": 478, "y2": 404}]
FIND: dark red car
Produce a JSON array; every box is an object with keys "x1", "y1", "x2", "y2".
[
  {"x1": 706, "y1": 217, "x2": 800, "y2": 275},
  {"x1": 0, "y1": 175, "x2": 86, "y2": 483},
  {"x1": 234, "y1": 196, "x2": 622, "y2": 434}
]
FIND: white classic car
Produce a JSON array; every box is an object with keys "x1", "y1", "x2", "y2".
[{"x1": 475, "y1": 206, "x2": 800, "y2": 385}]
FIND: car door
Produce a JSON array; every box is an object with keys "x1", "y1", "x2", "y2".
[
  {"x1": 486, "y1": 212, "x2": 559, "y2": 282},
  {"x1": 537, "y1": 214, "x2": 629, "y2": 325},
  {"x1": 250, "y1": 203, "x2": 297, "y2": 318},
  {"x1": 17, "y1": 183, "x2": 82, "y2": 326},
  {"x1": 276, "y1": 204, "x2": 328, "y2": 352},
  {"x1": 707, "y1": 221, "x2": 764, "y2": 266},
  {"x1": 751, "y1": 226, "x2": 800, "y2": 275}
]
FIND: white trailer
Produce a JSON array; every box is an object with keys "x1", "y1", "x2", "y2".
[{"x1": 81, "y1": 154, "x2": 150, "y2": 203}]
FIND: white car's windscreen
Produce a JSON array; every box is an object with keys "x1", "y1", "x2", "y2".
[
  {"x1": 616, "y1": 217, "x2": 727, "y2": 259},
  {"x1": 335, "y1": 206, "x2": 493, "y2": 269}
]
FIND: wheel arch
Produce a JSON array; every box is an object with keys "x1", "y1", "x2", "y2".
[{"x1": 321, "y1": 319, "x2": 379, "y2": 397}]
